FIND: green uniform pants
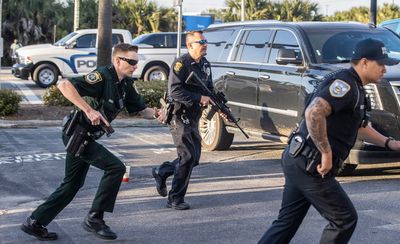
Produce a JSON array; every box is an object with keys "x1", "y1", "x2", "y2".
[{"x1": 31, "y1": 134, "x2": 126, "y2": 226}]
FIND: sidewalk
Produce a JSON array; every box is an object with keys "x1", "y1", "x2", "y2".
[{"x1": 0, "y1": 118, "x2": 163, "y2": 128}]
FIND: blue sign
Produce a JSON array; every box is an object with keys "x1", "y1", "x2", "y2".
[{"x1": 183, "y1": 15, "x2": 213, "y2": 31}]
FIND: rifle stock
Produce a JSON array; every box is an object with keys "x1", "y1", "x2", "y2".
[{"x1": 187, "y1": 72, "x2": 249, "y2": 139}]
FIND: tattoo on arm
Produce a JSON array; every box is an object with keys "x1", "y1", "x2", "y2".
[{"x1": 305, "y1": 97, "x2": 332, "y2": 153}]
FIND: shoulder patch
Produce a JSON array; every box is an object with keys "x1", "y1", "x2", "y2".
[
  {"x1": 84, "y1": 71, "x2": 103, "y2": 84},
  {"x1": 329, "y1": 79, "x2": 351, "y2": 98},
  {"x1": 174, "y1": 61, "x2": 183, "y2": 73}
]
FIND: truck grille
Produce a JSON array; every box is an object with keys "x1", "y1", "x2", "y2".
[
  {"x1": 364, "y1": 84, "x2": 382, "y2": 110},
  {"x1": 390, "y1": 82, "x2": 400, "y2": 107}
]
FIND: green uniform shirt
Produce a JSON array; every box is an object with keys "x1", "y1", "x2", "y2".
[{"x1": 68, "y1": 65, "x2": 146, "y2": 122}]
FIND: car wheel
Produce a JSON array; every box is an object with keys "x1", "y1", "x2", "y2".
[
  {"x1": 199, "y1": 106, "x2": 234, "y2": 151},
  {"x1": 144, "y1": 65, "x2": 168, "y2": 81},
  {"x1": 33, "y1": 64, "x2": 59, "y2": 88},
  {"x1": 337, "y1": 158, "x2": 358, "y2": 176}
]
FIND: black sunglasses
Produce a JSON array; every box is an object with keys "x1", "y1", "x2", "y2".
[
  {"x1": 192, "y1": 39, "x2": 208, "y2": 45},
  {"x1": 119, "y1": 57, "x2": 138, "y2": 66}
]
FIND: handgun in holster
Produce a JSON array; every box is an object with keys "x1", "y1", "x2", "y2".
[
  {"x1": 159, "y1": 92, "x2": 174, "y2": 125},
  {"x1": 63, "y1": 110, "x2": 90, "y2": 157},
  {"x1": 288, "y1": 132, "x2": 321, "y2": 175}
]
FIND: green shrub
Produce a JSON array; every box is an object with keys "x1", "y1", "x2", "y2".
[
  {"x1": 0, "y1": 89, "x2": 22, "y2": 116},
  {"x1": 43, "y1": 85, "x2": 73, "y2": 106},
  {"x1": 135, "y1": 79, "x2": 167, "y2": 108}
]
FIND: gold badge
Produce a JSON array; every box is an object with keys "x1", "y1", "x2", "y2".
[
  {"x1": 174, "y1": 61, "x2": 183, "y2": 73},
  {"x1": 84, "y1": 71, "x2": 103, "y2": 84},
  {"x1": 329, "y1": 79, "x2": 351, "y2": 98}
]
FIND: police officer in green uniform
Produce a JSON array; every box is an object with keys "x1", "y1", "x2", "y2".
[
  {"x1": 258, "y1": 39, "x2": 400, "y2": 244},
  {"x1": 21, "y1": 43, "x2": 159, "y2": 241},
  {"x1": 152, "y1": 30, "x2": 214, "y2": 210}
]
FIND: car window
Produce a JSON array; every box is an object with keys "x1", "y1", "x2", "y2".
[
  {"x1": 382, "y1": 23, "x2": 399, "y2": 33},
  {"x1": 112, "y1": 34, "x2": 124, "y2": 46},
  {"x1": 75, "y1": 34, "x2": 96, "y2": 48},
  {"x1": 268, "y1": 30, "x2": 302, "y2": 65},
  {"x1": 220, "y1": 29, "x2": 240, "y2": 61},
  {"x1": 171, "y1": 34, "x2": 186, "y2": 48},
  {"x1": 234, "y1": 29, "x2": 272, "y2": 63},
  {"x1": 204, "y1": 29, "x2": 236, "y2": 62},
  {"x1": 305, "y1": 28, "x2": 400, "y2": 63},
  {"x1": 143, "y1": 35, "x2": 166, "y2": 48}
]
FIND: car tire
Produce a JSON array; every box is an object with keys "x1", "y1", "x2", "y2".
[
  {"x1": 337, "y1": 159, "x2": 358, "y2": 176},
  {"x1": 33, "y1": 64, "x2": 59, "y2": 88},
  {"x1": 199, "y1": 106, "x2": 234, "y2": 151},
  {"x1": 143, "y1": 65, "x2": 168, "y2": 81}
]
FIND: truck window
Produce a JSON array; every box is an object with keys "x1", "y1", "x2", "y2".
[
  {"x1": 382, "y1": 22, "x2": 399, "y2": 33},
  {"x1": 234, "y1": 29, "x2": 272, "y2": 63},
  {"x1": 268, "y1": 30, "x2": 302, "y2": 65},
  {"x1": 76, "y1": 34, "x2": 96, "y2": 48},
  {"x1": 112, "y1": 34, "x2": 124, "y2": 45},
  {"x1": 305, "y1": 29, "x2": 400, "y2": 63},
  {"x1": 204, "y1": 29, "x2": 236, "y2": 62}
]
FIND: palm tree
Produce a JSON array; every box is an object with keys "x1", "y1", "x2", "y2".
[{"x1": 97, "y1": 0, "x2": 112, "y2": 67}]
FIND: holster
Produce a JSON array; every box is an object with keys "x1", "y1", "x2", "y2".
[
  {"x1": 65, "y1": 123, "x2": 90, "y2": 157},
  {"x1": 159, "y1": 93, "x2": 174, "y2": 125},
  {"x1": 288, "y1": 134, "x2": 321, "y2": 174}
]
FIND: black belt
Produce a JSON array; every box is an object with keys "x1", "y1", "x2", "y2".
[{"x1": 300, "y1": 143, "x2": 317, "y2": 158}]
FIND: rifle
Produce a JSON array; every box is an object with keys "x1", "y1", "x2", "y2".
[{"x1": 186, "y1": 71, "x2": 249, "y2": 139}]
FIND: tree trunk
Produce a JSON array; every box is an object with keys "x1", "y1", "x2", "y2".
[{"x1": 97, "y1": 0, "x2": 112, "y2": 67}]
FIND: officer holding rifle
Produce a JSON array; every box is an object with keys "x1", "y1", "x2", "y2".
[
  {"x1": 152, "y1": 30, "x2": 216, "y2": 210},
  {"x1": 21, "y1": 43, "x2": 159, "y2": 241}
]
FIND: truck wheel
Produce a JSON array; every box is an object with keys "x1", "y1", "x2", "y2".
[
  {"x1": 33, "y1": 64, "x2": 59, "y2": 88},
  {"x1": 337, "y1": 159, "x2": 358, "y2": 176},
  {"x1": 199, "y1": 106, "x2": 234, "y2": 151},
  {"x1": 143, "y1": 65, "x2": 168, "y2": 81}
]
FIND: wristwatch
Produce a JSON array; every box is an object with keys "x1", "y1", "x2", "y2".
[{"x1": 385, "y1": 137, "x2": 394, "y2": 150}]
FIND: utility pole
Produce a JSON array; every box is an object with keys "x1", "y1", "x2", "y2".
[
  {"x1": 74, "y1": 0, "x2": 80, "y2": 31},
  {"x1": 370, "y1": 0, "x2": 377, "y2": 26},
  {"x1": 0, "y1": 0, "x2": 3, "y2": 72},
  {"x1": 241, "y1": 0, "x2": 245, "y2": 21},
  {"x1": 174, "y1": 0, "x2": 183, "y2": 57}
]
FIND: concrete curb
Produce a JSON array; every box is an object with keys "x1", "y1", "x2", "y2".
[{"x1": 0, "y1": 118, "x2": 164, "y2": 129}]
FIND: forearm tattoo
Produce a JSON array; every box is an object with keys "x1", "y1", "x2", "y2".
[{"x1": 305, "y1": 97, "x2": 332, "y2": 154}]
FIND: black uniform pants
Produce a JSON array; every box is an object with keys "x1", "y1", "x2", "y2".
[
  {"x1": 259, "y1": 148, "x2": 357, "y2": 244},
  {"x1": 31, "y1": 134, "x2": 126, "y2": 226},
  {"x1": 158, "y1": 116, "x2": 201, "y2": 204}
]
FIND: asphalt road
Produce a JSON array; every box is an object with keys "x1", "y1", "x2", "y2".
[{"x1": 1, "y1": 126, "x2": 400, "y2": 243}]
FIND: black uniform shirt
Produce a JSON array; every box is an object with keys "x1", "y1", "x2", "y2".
[
  {"x1": 68, "y1": 65, "x2": 146, "y2": 122},
  {"x1": 300, "y1": 67, "x2": 367, "y2": 161},
  {"x1": 168, "y1": 53, "x2": 213, "y2": 117}
]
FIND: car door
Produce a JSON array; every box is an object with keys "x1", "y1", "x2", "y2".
[
  {"x1": 257, "y1": 29, "x2": 305, "y2": 137},
  {"x1": 223, "y1": 29, "x2": 272, "y2": 129},
  {"x1": 65, "y1": 33, "x2": 97, "y2": 75}
]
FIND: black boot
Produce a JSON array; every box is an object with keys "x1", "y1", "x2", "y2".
[
  {"x1": 152, "y1": 167, "x2": 167, "y2": 197},
  {"x1": 82, "y1": 211, "x2": 117, "y2": 240},
  {"x1": 21, "y1": 216, "x2": 58, "y2": 241}
]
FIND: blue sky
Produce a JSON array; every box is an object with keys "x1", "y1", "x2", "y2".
[{"x1": 153, "y1": 0, "x2": 400, "y2": 15}]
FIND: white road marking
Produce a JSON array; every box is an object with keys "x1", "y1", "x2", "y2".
[{"x1": 9, "y1": 80, "x2": 43, "y2": 105}]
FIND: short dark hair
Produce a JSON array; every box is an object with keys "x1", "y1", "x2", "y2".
[
  {"x1": 185, "y1": 30, "x2": 203, "y2": 43},
  {"x1": 112, "y1": 43, "x2": 138, "y2": 58}
]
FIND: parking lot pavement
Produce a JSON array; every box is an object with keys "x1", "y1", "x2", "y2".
[{"x1": 1, "y1": 127, "x2": 400, "y2": 243}]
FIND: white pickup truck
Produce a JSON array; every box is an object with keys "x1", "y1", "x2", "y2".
[{"x1": 12, "y1": 29, "x2": 133, "y2": 88}]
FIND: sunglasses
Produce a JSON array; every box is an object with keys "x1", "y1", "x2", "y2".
[
  {"x1": 119, "y1": 57, "x2": 138, "y2": 66},
  {"x1": 192, "y1": 39, "x2": 208, "y2": 45}
]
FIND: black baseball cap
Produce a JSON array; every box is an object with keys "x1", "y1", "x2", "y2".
[{"x1": 351, "y1": 38, "x2": 399, "y2": 66}]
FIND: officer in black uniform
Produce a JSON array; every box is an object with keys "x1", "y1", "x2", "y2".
[
  {"x1": 21, "y1": 43, "x2": 159, "y2": 241},
  {"x1": 259, "y1": 39, "x2": 400, "y2": 244},
  {"x1": 152, "y1": 30, "x2": 214, "y2": 210}
]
